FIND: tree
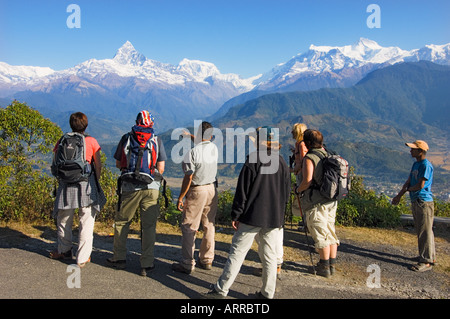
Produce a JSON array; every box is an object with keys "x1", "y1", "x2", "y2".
[{"x1": 0, "y1": 101, "x2": 62, "y2": 221}]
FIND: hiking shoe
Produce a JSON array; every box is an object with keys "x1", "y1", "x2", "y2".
[
  {"x1": 140, "y1": 265, "x2": 155, "y2": 276},
  {"x1": 49, "y1": 249, "x2": 73, "y2": 260},
  {"x1": 106, "y1": 257, "x2": 126, "y2": 269},
  {"x1": 315, "y1": 261, "x2": 331, "y2": 278},
  {"x1": 197, "y1": 260, "x2": 212, "y2": 270},
  {"x1": 330, "y1": 264, "x2": 336, "y2": 276},
  {"x1": 77, "y1": 257, "x2": 91, "y2": 268},
  {"x1": 248, "y1": 291, "x2": 269, "y2": 299},
  {"x1": 410, "y1": 263, "x2": 433, "y2": 272},
  {"x1": 172, "y1": 262, "x2": 193, "y2": 274},
  {"x1": 203, "y1": 286, "x2": 225, "y2": 299}
]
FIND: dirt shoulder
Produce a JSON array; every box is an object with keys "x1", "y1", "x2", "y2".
[{"x1": 0, "y1": 221, "x2": 448, "y2": 300}]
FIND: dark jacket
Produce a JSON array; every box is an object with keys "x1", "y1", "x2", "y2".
[{"x1": 231, "y1": 151, "x2": 291, "y2": 228}]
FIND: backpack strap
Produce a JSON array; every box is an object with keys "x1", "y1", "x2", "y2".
[
  {"x1": 305, "y1": 149, "x2": 326, "y2": 183},
  {"x1": 147, "y1": 135, "x2": 159, "y2": 173}
]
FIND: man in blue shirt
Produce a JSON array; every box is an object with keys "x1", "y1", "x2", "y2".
[{"x1": 392, "y1": 140, "x2": 435, "y2": 272}]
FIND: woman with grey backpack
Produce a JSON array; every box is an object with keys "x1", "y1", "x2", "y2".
[{"x1": 50, "y1": 112, "x2": 106, "y2": 267}]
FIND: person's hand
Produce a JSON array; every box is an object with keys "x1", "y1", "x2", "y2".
[
  {"x1": 232, "y1": 220, "x2": 239, "y2": 231},
  {"x1": 391, "y1": 195, "x2": 401, "y2": 206},
  {"x1": 177, "y1": 199, "x2": 184, "y2": 211}
]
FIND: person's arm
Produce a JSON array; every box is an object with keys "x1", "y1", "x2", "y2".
[
  {"x1": 407, "y1": 178, "x2": 426, "y2": 192},
  {"x1": 177, "y1": 173, "x2": 193, "y2": 211},
  {"x1": 93, "y1": 150, "x2": 102, "y2": 178},
  {"x1": 392, "y1": 177, "x2": 410, "y2": 205},
  {"x1": 157, "y1": 161, "x2": 165, "y2": 175},
  {"x1": 230, "y1": 162, "x2": 255, "y2": 230},
  {"x1": 296, "y1": 158, "x2": 314, "y2": 193}
]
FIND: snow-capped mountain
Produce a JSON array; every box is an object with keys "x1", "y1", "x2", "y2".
[
  {"x1": 0, "y1": 41, "x2": 258, "y2": 136},
  {"x1": 1, "y1": 39, "x2": 449, "y2": 141},
  {"x1": 254, "y1": 38, "x2": 450, "y2": 91},
  {"x1": 0, "y1": 41, "x2": 256, "y2": 93}
]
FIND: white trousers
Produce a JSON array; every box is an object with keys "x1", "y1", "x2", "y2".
[
  {"x1": 256, "y1": 229, "x2": 284, "y2": 265},
  {"x1": 56, "y1": 206, "x2": 96, "y2": 264},
  {"x1": 215, "y1": 223, "x2": 281, "y2": 299}
]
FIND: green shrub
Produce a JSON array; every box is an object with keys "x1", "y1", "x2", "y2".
[
  {"x1": 336, "y1": 171, "x2": 408, "y2": 227},
  {"x1": 435, "y1": 199, "x2": 450, "y2": 218},
  {"x1": 0, "y1": 101, "x2": 62, "y2": 222},
  {"x1": 216, "y1": 189, "x2": 234, "y2": 225}
]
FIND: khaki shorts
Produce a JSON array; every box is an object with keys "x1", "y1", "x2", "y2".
[{"x1": 304, "y1": 201, "x2": 339, "y2": 249}]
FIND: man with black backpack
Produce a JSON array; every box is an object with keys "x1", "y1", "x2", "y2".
[
  {"x1": 107, "y1": 110, "x2": 167, "y2": 276},
  {"x1": 296, "y1": 129, "x2": 343, "y2": 278},
  {"x1": 205, "y1": 126, "x2": 290, "y2": 299}
]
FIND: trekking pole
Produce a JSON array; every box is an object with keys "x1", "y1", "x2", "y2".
[{"x1": 295, "y1": 192, "x2": 316, "y2": 276}]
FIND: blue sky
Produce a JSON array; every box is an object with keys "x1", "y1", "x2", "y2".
[{"x1": 0, "y1": 0, "x2": 449, "y2": 78}]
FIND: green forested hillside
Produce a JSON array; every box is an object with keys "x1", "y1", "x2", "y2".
[
  {"x1": 174, "y1": 61, "x2": 450, "y2": 197},
  {"x1": 102, "y1": 62, "x2": 450, "y2": 198}
]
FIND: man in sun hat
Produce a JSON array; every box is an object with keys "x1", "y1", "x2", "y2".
[
  {"x1": 107, "y1": 110, "x2": 167, "y2": 276},
  {"x1": 205, "y1": 126, "x2": 290, "y2": 299},
  {"x1": 392, "y1": 140, "x2": 435, "y2": 272}
]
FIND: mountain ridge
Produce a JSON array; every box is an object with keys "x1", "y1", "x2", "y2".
[
  {"x1": 200, "y1": 61, "x2": 450, "y2": 198},
  {"x1": 1, "y1": 39, "x2": 449, "y2": 142}
]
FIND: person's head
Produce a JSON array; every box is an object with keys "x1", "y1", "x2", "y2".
[
  {"x1": 136, "y1": 110, "x2": 154, "y2": 128},
  {"x1": 69, "y1": 112, "x2": 88, "y2": 133},
  {"x1": 303, "y1": 129, "x2": 323, "y2": 150},
  {"x1": 199, "y1": 121, "x2": 213, "y2": 140},
  {"x1": 256, "y1": 126, "x2": 281, "y2": 150},
  {"x1": 291, "y1": 123, "x2": 308, "y2": 143},
  {"x1": 405, "y1": 140, "x2": 428, "y2": 160}
]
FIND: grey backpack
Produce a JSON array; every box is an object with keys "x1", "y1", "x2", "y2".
[{"x1": 51, "y1": 132, "x2": 92, "y2": 184}]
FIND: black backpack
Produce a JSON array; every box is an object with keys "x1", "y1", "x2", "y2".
[
  {"x1": 51, "y1": 132, "x2": 92, "y2": 184},
  {"x1": 309, "y1": 149, "x2": 350, "y2": 201}
]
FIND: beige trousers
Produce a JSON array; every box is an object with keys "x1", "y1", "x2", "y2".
[
  {"x1": 180, "y1": 184, "x2": 218, "y2": 270},
  {"x1": 57, "y1": 206, "x2": 96, "y2": 264},
  {"x1": 304, "y1": 201, "x2": 339, "y2": 249},
  {"x1": 411, "y1": 200, "x2": 436, "y2": 264}
]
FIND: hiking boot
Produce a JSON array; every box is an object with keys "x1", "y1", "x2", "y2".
[
  {"x1": 49, "y1": 249, "x2": 73, "y2": 260},
  {"x1": 197, "y1": 260, "x2": 212, "y2": 270},
  {"x1": 330, "y1": 264, "x2": 336, "y2": 275},
  {"x1": 203, "y1": 286, "x2": 225, "y2": 299},
  {"x1": 172, "y1": 262, "x2": 193, "y2": 274},
  {"x1": 140, "y1": 265, "x2": 155, "y2": 276},
  {"x1": 248, "y1": 291, "x2": 269, "y2": 299},
  {"x1": 106, "y1": 257, "x2": 126, "y2": 269},
  {"x1": 315, "y1": 261, "x2": 331, "y2": 278}
]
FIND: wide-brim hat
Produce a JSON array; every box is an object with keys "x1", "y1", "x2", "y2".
[{"x1": 249, "y1": 126, "x2": 281, "y2": 149}]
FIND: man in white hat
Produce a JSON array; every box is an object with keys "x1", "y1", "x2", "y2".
[{"x1": 392, "y1": 140, "x2": 435, "y2": 272}]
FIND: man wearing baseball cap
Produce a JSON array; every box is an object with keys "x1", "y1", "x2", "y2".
[{"x1": 392, "y1": 140, "x2": 435, "y2": 272}]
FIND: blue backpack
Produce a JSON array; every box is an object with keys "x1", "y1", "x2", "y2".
[{"x1": 120, "y1": 126, "x2": 159, "y2": 185}]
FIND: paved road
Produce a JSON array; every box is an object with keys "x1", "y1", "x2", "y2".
[{"x1": 1, "y1": 222, "x2": 448, "y2": 314}]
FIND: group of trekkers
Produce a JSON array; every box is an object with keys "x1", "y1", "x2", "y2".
[{"x1": 49, "y1": 110, "x2": 437, "y2": 299}]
